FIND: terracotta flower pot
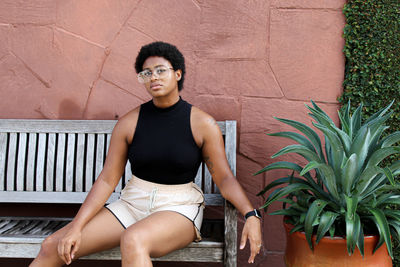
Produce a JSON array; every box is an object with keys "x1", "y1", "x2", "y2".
[{"x1": 284, "y1": 221, "x2": 392, "y2": 267}]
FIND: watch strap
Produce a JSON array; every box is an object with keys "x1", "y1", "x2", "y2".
[{"x1": 245, "y1": 209, "x2": 261, "y2": 220}]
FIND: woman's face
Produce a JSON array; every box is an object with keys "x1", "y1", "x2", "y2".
[{"x1": 141, "y1": 56, "x2": 181, "y2": 99}]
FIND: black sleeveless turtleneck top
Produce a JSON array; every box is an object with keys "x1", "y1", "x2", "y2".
[{"x1": 128, "y1": 98, "x2": 203, "y2": 185}]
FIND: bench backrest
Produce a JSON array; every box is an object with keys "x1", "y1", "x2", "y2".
[{"x1": 0, "y1": 119, "x2": 236, "y2": 206}]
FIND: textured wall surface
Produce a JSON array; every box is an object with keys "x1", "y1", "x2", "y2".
[{"x1": 0, "y1": 0, "x2": 346, "y2": 266}]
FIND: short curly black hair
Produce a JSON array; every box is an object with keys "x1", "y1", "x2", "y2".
[{"x1": 135, "y1": 41, "x2": 186, "y2": 91}]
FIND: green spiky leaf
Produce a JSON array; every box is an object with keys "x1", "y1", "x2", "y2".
[
  {"x1": 274, "y1": 117, "x2": 325, "y2": 161},
  {"x1": 305, "y1": 199, "x2": 328, "y2": 250},
  {"x1": 316, "y1": 211, "x2": 339, "y2": 244},
  {"x1": 368, "y1": 207, "x2": 393, "y2": 259},
  {"x1": 342, "y1": 154, "x2": 358, "y2": 195}
]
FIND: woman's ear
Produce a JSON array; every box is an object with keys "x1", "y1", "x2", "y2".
[{"x1": 175, "y1": 70, "x2": 182, "y2": 81}]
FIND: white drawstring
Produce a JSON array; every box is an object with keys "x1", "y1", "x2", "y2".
[{"x1": 149, "y1": 187, "x2": 158, "y2": 210}]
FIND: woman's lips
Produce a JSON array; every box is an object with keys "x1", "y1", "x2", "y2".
[{"x1": 150, "y1": 83, "x2": 162, "y2": 89}]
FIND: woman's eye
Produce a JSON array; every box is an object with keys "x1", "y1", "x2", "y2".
[
  {"x1": 156, "y1": 68, "x2": 166, "y2": 74},
  {"x1": 143, "y1": 71, "x2": 152, "y2": 77}
]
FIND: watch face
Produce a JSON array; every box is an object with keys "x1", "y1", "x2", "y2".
[{"x1": 255, "y1": 209, "x2": 261, "y2": 218}]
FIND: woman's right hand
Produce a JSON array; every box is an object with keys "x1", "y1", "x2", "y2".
[{"x1": 57, "y1": 224, "x2": 82, "y2": 265}]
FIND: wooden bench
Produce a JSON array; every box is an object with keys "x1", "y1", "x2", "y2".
[{"x1": 0, "y1": 119, "x2": 237, "y2": 266}]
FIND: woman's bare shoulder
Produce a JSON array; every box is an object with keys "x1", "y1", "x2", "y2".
[
  {"x1": 192, "y1": 105, "x2": 211, "y2": 120},
  {"x1": 119, "y1": 106, "x2": 140, "y2": 122},
  {"x1": 191, "y1": 106, "x2": 220, "y2": 135},
  {"x1": 113, "y1": 106, "x2": 141, "y2": 143}
]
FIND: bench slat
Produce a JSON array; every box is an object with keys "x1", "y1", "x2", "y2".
[
  {"x1": 16, "y1": 133, "x2": 27, "y2": 191},
  {"x1": 0, "y1": 119, "x2": 227, "y2": 135},
  {"x1": 0, "y1": 133, "x2": 6, "y2": 191},
  {"x1": 56, "y1": 134, "x2": 66, "y2": 192},
  {"x1": 26, "y1": 133, "x2": 37, "y2": 191},
  {"x1": 41, "y1": 221, "x2": 69, "y2": 235},
  {"x1": 3, "y1": 220, "x2": 31, "y2": 235},
  {"x1": 7, "y1": 133, "x2": 17, "y2": 191},
  {"x1": 194, "y1": 164, "x2": 202, "y2": 188},
  {"x1": 225, "y1": 121, "x2": 237, "y2": 176},
  {"x1": 204, "y1": 166, "x2": 212, "y2": 194},
  {"x1": 28, "y1": 220, "x2": 53, "y2": 236},
  {"x1": 0, "y1": 191, "x2": 224, "y2": 206},
  {"x1": 224, "y1": 121, "x2": 237, "y2": 267},
  {"x1": 46, "y1": 134, "x2": 56, "y2": 191},
  {"x1": 0, "y1": 191, "x2": 118, "y2": 204},
  {"x1": 28, "y1": 221, "x2": 49, "y2": 236},
  {"x1": 0, "y1": 220, "x2": 10, "y2": 229},
  {"x1": 0, "y1": 237, "x2": 223, "y2": 262},
  {"x1": 75, "y1": 134, "x2": 85, "y2": 192},
  {"x1": 13, "y1": 220, "x2": 43, "y2": 235},
  {"x1": 95, "y1": 134, "x2": 105, "y2": 180},
  {"x1": 66, "y1": 134, "x2": 75, "y2": 192},
  {"x1": 0, "y1": 220, "x2": 19, "y2": 234},
  {"x1": 36, "y1": 134, "x2": 46, "y2": 191},
  {"x1": 84, "y1": 245, "x2": 224, "y2": 262},
  {"x1": 85, "y1": 134, "x2": 95, "y2": 191},
  {"x1": 0, "y1": 120, "x2": 117, "y2": 134}
]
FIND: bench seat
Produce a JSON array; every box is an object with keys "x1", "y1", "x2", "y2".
[{"x1": 0, "y1": 216, "x2": 224, "y2": 262}]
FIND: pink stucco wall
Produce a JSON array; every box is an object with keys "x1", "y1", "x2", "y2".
[{"x1": 0, "y1": 1, "x2": 346, "y2": 266}]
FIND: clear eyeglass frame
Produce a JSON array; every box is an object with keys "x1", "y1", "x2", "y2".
[{"x1": 137, "y1": 66, "x2": 174, "y2": 84}]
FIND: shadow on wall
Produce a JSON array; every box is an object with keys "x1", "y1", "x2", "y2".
[
  {"x1": 56, "y1": 99, "x2": 114, "y2": 120},
  {"x1": 58, "y1": 99, "x2": 84, "y2": 119},
  {"x1": 36, "y1": 99, "x2": 87, "y2": 119}
]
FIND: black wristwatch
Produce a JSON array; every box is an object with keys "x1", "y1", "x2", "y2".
[{"x1": 244, "y1": 209, "x2": 262, "y2": 220}]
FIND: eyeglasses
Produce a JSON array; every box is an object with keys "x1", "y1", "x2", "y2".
[{"x1": 137, "y1": 66, "x2": 174, "y2": 83}]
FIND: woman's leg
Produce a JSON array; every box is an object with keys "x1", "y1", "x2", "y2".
[
  {"x1": 29, "y1": 207, "x2": 124, "y2": 267},
  {"x1": 120, "y1": 210, "x2": 196, "y2": 267}
]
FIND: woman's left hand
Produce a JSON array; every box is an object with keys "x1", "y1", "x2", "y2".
[{"x1": 240, "y1": 216, "x2": 262, "y2": 264}]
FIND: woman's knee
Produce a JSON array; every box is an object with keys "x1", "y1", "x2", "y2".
[
  {"x1": 38, "y1": 234, "x2": 58, "y2": 258},
  {"x1": 120, "y1": 228, "x2": 149, "y2": 255}
]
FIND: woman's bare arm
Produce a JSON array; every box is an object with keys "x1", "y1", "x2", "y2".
[
  {"x1": 191, "y1": 108, "x2": 262, "y2": 264},
  {"x1": 58, "y1": 108, "x2": 139, "y2": 264},
  {"x1": 70, "y1": 118, "x2": 130, "y2": 229}
]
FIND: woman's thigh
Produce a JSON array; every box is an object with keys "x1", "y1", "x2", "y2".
[
  {"x1": 122, "y1": 210, "x2": 196, "y2": 258},
  {"x1": 41, "y1": 207, "x2": 124, "y2": 260},
  {"x1": 74, "y1": 207, "x2": 125, "y2": 257}
]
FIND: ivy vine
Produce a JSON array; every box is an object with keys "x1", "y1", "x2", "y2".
[{"x1": 340, "y1": 0, "x2": 400, "y2": 265}]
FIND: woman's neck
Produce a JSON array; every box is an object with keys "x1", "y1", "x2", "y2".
[{"x1": 152, "y1": 94, "x2": 180, "y2": 109}]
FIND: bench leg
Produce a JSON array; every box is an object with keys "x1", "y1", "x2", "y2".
[{"x1": 224, "y1": 200, "x2": 237, "y2": 267}]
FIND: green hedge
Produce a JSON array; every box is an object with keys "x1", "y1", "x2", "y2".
[
  {"x1": 340, "y1": 0, "x2": 400, "y2": 265},
  {"x1": 340, "y1": 0, "x2": 400, "y2": 127}
]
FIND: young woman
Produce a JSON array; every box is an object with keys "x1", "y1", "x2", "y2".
[{"x1": 30, "y1": 41, "x2": 262, "y2": 266}]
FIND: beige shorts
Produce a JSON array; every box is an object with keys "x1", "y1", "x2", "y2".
[{"x1": 106, "y1": 175, "x2": 205, "y2": 241}]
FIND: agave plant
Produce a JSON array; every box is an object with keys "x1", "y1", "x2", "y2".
[{"x1": 255, "y1": 100, "x2": 400, "y2": 258}]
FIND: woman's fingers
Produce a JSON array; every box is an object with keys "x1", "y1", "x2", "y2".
[
  {"x1": 70, "y1": 239, "x2": 81, "y2": 261},
  {"x1": 239, "y1": 227, "x2": 248, "y2": 250},
  {"x1": 64, "y1": 240, "x2": 73, "y2": 264},
  {"x1": 248, "y1": 238, "x2": 262, "y2": 263},
  {"x1": 57, "y1": 236, "x2": 78, "y2": 265},
  {"x1": 58, "y1": 239, "x2": 69, "y2": 264},
  {"x1": 240, "y1": 217, "x2": 262, "y2": 263},
  {"x1": 57, "y1": 240, "x2": 64, "y2": 263}
]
